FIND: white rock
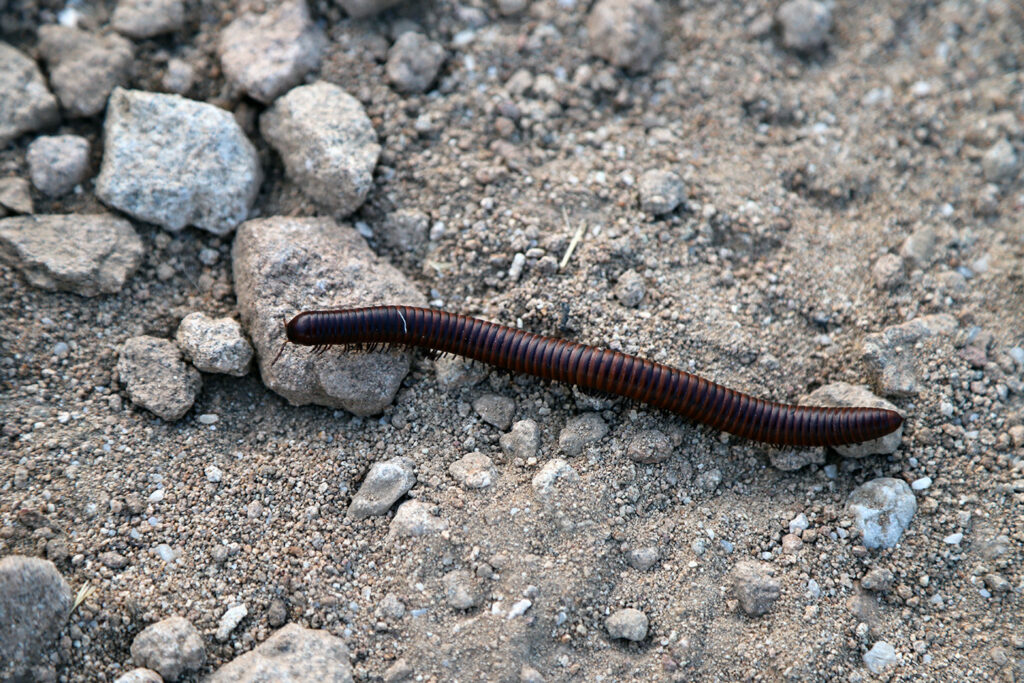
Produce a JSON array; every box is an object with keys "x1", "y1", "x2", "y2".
[{"x1": 847, "y1": 478, "x2": 917, "y2": 549}]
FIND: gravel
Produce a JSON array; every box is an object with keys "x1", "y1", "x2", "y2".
[
  {"x1": 731, "y1": 561, "x2": 781, "y2": 617},
  {"x1": 26, "y1": 135, "x2": 90, "y2": 197},
  {"x1": 558, "y1": 413, "x2": 608, "y2": 455},
  {"x1": 387, "y1": 500, "x2": 448, "y2": 539},
  {"x1": 442, "y1": 569, "x2": 482, "y2": 610},
  {"x1": 638, "y1": 170, "x2": 685, "y2": 215},
  {"x1": 347, "y1": 457, "x2": 416, "y2": 520},
  {"x1": 531, "y1": 458, "x2": 579, "y2": 497},
  {"x1": 586, "y1": 0, "x2": 663, "y2": 73},
  {"x1": 386, "y1": 32, "x2": 446, "y2": 94},
  {"x1": 130, "y1": 616, "x2": 206, "y2": 682},
  {"x1": 499, "y1": 419, "x2": 541, "y2": 460},
  {"x1": 473, "y1": 393, "x2": 516, "y2": 430},
  {"x1": 775, "y1": 0, "x2": 833, "y2": 52},
  {"x1": 448, "y1": 452, "x2": 496, "y2": 489}
]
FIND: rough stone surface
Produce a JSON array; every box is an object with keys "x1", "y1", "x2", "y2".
[
  {"x1": 847, "y1": 478, "x2": 917, "y2": 549},
  {"x1": 113, "y1": 669, "x2": 164, "y2": 683},
  {"x1": 387, "y1": 32, "x2": 446, "y2": 93},
  {"x1": 776, "y1": 0, "x2": 832, "y2": 52},
  {"x1": 336, "y1": 0, "x2": 403, "y2": 18},
  {"x1": 531, "y1": 458, "x2": 579, "y2": 497},
  {"x1": 861, "y1": 568, "x2": 894, "y2": 593},
  {"x1": 175, "y1": 312, "x2": 254, "y2": 376},
  {"x1": 559, "y1": 413, "x2": 609, "y2": 455},
  {"x1": 899, "y1": 225, "x2": 939, "y2": 268},
  {"x1": 218, "y1": 0, "x2": 326, "y2": 104},
  {"x1": 448, "y1": 452, "x2": 496, "y2": 489},
  {"x1": 208, "y1": 623, "x2": 353, "y2": 682},
  {"x1": 800, "y1": 382, "x2": 903, "y2": 457},
  {"x1": 96, "y1": 88, "x2": 262, "y2": 236},
  {"x1": 27, "y1": 134, "x2": 91, "y2": 197},
  {"x1": 347, "y1": 457, "x2": 416, "y2": 520},
  {"x1": 625, "y1": 428, "x2": 672, "y2": 464},
  {"x1": 0, "y1": 214, "x2": 143, "y2": 296},
  {"x1": 473, "y1": 393, "x2": 516, "y2": 430},
  {"x1": 388, "y1": 500, "x2": 448, "y2": 539},
  {"x1": 232, "y1": 217, "x2": 426, "y2": 413},
  {"x1": 500, "y1": 419, "x2": 541, "y2": 460},
  {"x1": 626, "y1": 547, "x2": 660, "y2": 571},
  {"x1": 872, "y1": 252, "x2": 905, "y2": 290},
  {"x1": 0, "y1": 177, "x2": 33, "y2": 214},
  {"x1": 732, "y1": 561, "x2": 781, "y2": 617},
  {"x1": 38, "y1": 25, "x2": 133, "y2": 117},
  {"x1": 0, "y1": 42, "x2": 60, "y2": 145},
  {"x1": 863, "y1": 641, "x2": 898, "y2": 674},
  {"x1": 0, "y1": 556, "x2": 72, "y2": 682},
  {"x1": 383, "y1": 658, "x2": 413, "y2": 683},
  {"x1": 768, "y1": 447, "x2": 825, "y2": 471},
  {"x1": 215, "y1": 603, "x2": 248, "y2": 642},
  {"x1": 613, "y1": 269, "x2": 646, "y2": 308},
  {"x1": 112, "y1": 0, "x2": 186, "y2": 39},
  {"x1": 638, "y1": 169, "x2": 685, "y2": 214},
  {"x1": 586, "y1": 0, "x2": 663, "y2": 73},
  {"x1": 862, "y1": 314, "x2": 957, "y2": 396},
  {"x1": 442, "y1": 569, "x2": 482, "y2": 610},
  {"x1": 379, "y1": 208, "x2": 430, "y2": 252},
  {"x1": 605, "y1": 608, "x2": 649, "y2": 641},
  {"x1": 982, "y1": 139, "x2": 1020, "y2": 183},
  {"x1": 117, "y1": 336, "x2": 202, "y2": 421},
  {"x1": 130, "y1": 616, "x2": 206, "y2": 682},
  {"x1": 260, "y1": 82, "x2": 380, "y2": 215}
]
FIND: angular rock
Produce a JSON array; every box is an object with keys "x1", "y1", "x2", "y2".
[
  {"x1": 27, "y1": 134, "x2": 91, "y2": 197},
  {"x1": 0, "y1": 556, "x2": 72, "y2": 682},
  {"x1": 0, "y1": 177, "x2": 33, "y2": 215},
  {"x1": 117, "y1": 336, "x2": 202, "y2": 421},
  {"x1": 232, "y1": 217, "x2": 426, "y2": 414},
  {"x1": 872, "y1": 253, "x2": 905, "y2": 290},
  {"x1": 216, "y1": 603, "x2": 248, "y2": 642},
  {"x1": 260, "y1": 82, "x2": 380, "y2": 215},
  {"x1": 863, "y1": 641, "x2": 897, "y2": 674},
  {"x1": 982, "y1": 139, "x2": 1020, "y2": 183},
  {"x1": 379, "y1": 208, "x2": 430, "y2": 252},
  {"x1": 638, "y1": 169, "x2": 685, "y2": 215},
  {"x1": 96, "y1": 88, "x2": 261, "y2": 235},
  {"x1": 448, "y1": 452, "x2": 496, "y2": 489},
  {"x1": 861, "y1": 314, "x2": 957, "y2": 396},
  {"x1": 473, "y1": 393, "x2": 515, "y2": 430},
  {"x1": 626, "y1": 547, "x2": 660, "y2": 571},
  {"x1": 38, "y1": 25, "x2": 133, "y2": 117},
  {"x1": 776, "y1": 0, "x2": 832, "y2": 52},
  {"x1": 625, "y1": 428, "x2": 671, "y2": 464},
  {"x1": 434, "y1": 354, "x2": 489, "y2": 389},
  {"x1": 847, "y1": 477, "x2": 916, "y2": 549},
  {"x1": 899, "y1": 225, "x2": 939, "y2": 268},
  {"x1": 586, "y1": 0, "x2": 663, "y2": 73},
  {"x1": 336, "y1": 0, "x2": 404, "y2": 18},
  {"x1": 218, "y1": 0, "x2": 325, "y2": 104},
  {"x1": 130, "y1": 616, "x2": 206, "y2": 682},
  {"x1": 531, "y1": 458, "x2": 579, "y2": 497},
  {"x1": 442, "y1": 569, "x2": 482, "y2": 610},
  {"x1": 383, "y1": 658, "x2": 413, "y2": 683},
  {"x1": 732, "y1": 561, "x2": 781, "y2": 617},
  {"x1": 347, "y1": 457, "x2": 416, "y2": 520},
  {"x1": 114, "y1": 669, "x2": 164, "y2": 683},
  {"x1": 500, "y1": 419, "x2": 540, "y2": 460},
  {"x1": 559, "y1": 413, "x2": 608, "y2": 455},
  {"x1": 386, "y1": 32, "x2": 446, "y2": 94},
  {"x1": 208, "y1": 624, "x2": 352, "y2": 682},
  {"x1": 605, "y1": 608, "x2": 648, "y2": 641},
  {"x1": 162, "y1": 58, "x2": 195, "y2": 95},
  {"x1": 800, "y1": 383, "x2": 903, "y2": 457},
  {"x1": 175, "y1": 312, "x2": 253, "y2": 376},
  {"x1": 613, "y1": 269, "x2": 646, "y2": 308},
  {"x1": 0, "y1": 43, "x2": 60, "y2": 145},
  {"x1": 0, "y1": 214, "x2": 143, "y2": 296},
  {"x1": 861, "y1": 568, "x2": 894, "y2": 593},
  {"x1": 112, "y1": 0, "x2": 185, "y2": 39},
  {"x1": 388, "y1": 500, "x2": 448, "y2": 539}
]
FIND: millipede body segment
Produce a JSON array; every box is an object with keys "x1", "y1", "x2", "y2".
[{"x1": 283, "y1": 305, "x2": 903, "y2": 447}]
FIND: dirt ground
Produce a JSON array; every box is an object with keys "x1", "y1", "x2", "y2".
[{"x1": 2, "y1": 0, "x2": 1023, "y2": 681}]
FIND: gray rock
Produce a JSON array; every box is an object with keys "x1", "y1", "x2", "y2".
[
  {"x1": 558, "y1": 413, "x2": 608, "y2": 455},
  {"x1": 605, "y1": 608, "x2": 648, "y2": 641},
  {"x1": 520, "y1": 665, "x2": 545, "y2": 683},
  {"x1": 232, "y1": 217, "x2": 426, "y2": 413},
  {"x1": 732, "y1": 561, "x2": 781, "y2": 617},
  {"x1": 379, "y1": 208, "x2": 430, "y2": 252},
  {"x1": 449, "y1": 452, "x2": 496, "y2": 489},
  {"x1": 768, "y1": 447, "x2": 825, "y2": 471},
  {"x1": 626, "y1": 547, "x2": 660, "y2": 571},
  {"x1": 0, "y1": 214, "x2": 143, "y2": 296},
  {"x1": 175, "y1": 312, "x2": 254, "y2": 376},
  {"x1": 162, "y1": 58, "x2": 195, "y2": 95},
  {"x1": 861, "y1": 568, "x2": 894, "y2": 593},
  {"x1": 500, "y1": 419, "x2": 540, "y2": 460},
  {"x1": 112, "y1": 0, "x2": 185, "y2": 39},
  {"x1": 899, "y1": 225, "x2": 939, "y2": 268},
  {"x1": 861, "y1": 314, "x2": 957, "y2": 396},
  {"x1": 114, "y1": 669, "x2": 164, "y2": 683},
  {"x1": 130, "y1": 616, "x2": 206, "y2": 682},
  {"x1": 38, "y1": 25, "x2": 133, "y2": 117},
  {"x1": 348, "y1": 457, "x2": 416, "y2": 520},
  {"x1": 99, "y1": 551, "x2": 128, "y2": 569},
  {"x1": 847, "y1": 477, "x2": 917, "y2": 549},
  {"x1": 336, "y1": 0, "x2": 404, "y2": 18},
  {"x1": 0, "y1": 43, "x2": 60, "y2": 145},
  {"x1": 387, "y1": 500, "x2": 448, "y2": 539},
  {"x1": 383, "y1": 658, "x2": 413, "y2": 683},
  {"x1": 215, "y1": 603, "x2": 248, "y2": 642},
  {"x1": 386, "y1": 32, "x2": 446, "y2": 94},
  {"x1": 208, "y1": 624, "x2": 352, "y2": 682},
  {"x1": 776, "y1": 0, "x2": 832, "y2": 52},
  {"x1": 863, "y1": 641, "x2": 897, "y2": 674},
  {"x1": 872, "y1": 253, "x2": 905, "y2": 290},
  {"x1": 0, "y1": 177, "x2": 33, "y2": 214},
  {"x1": 27, "y1": 134, "x2": 91, "y2": 197},
  {"x1": 218, "y1": 0, "x2": 325, "y2": 104},
  {"x1": 473, "y1": 393, "x2": 515, "y2": 430},
  {"x1": 625, "y1": 428, "x2": 671, "y2": 464},
  {"x1": 96, "y1": 88, "x2": 262, "y2": 236},
  {"x1": 442, "y1": 569, "x2": 482, "y2": 610},
  {"x1": 614, "y1": 269, "x2": 646, "y2": 308},
  {"x1": 117, "y1": 336, "x2": 202, "y2": 421},
  {"x1": 531, "y1": 458, "x2": 579, "y2": 497},
  {"x1": 267, "y1": 599, "x2": 287, "y2": 627},
  {"x1": 695, "y1": 467, "x2": 722, "y2": 492},
  {"x1": 638, "y1": 169, "x2": 685, "y2": 215},
  {"x1": 497, "y1": 0, "x2": 527, "y2": 16},
  {"x1": 260, "y1": 82, "x2": 380, "y2": 215},
  {"x1": 800, "y1": 383, "x2": 903, "y2": 457},
  {"x1": 586, "y1": 0, "x2": 663, "y2": 73},
  {"x1": 0, "y1": 556, "x2": 72, "y2": 682},
  {"x1": 982, "y1": 139, "x2": 1020, "y2": 183},
  {"x1": 379, "y1": 593, "x2": 406, "y2": 619},
  {"x1": 434, "y1": 354, "x2": 489, "y2": 389}
]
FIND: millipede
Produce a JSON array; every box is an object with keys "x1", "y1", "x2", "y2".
[{"x1": 279, "y1": 305, "x2": 903, "y2": 447}]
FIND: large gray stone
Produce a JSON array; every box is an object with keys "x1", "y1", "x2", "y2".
[
  {"x1": 208, "y1": 624, "x2": 353, "y2": 682},
  {"x1": 96, "y1": 88, "x2": 262, "y2": 236},
  {"x1": 0, "y1": 42, "x2": 60, "y2": 145},
  {"x1": 232, "y1": 217, "x2": 426, "y2": 414},
  {"x1": 0, "y1": 556, "x2": 72, "y2": 682},
  {"x1": 0, "y1": 214, "x2": 143, "y2": 296},
  {"x1": 38, "y1": 25, "x2": 133, "y2": 117}
]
